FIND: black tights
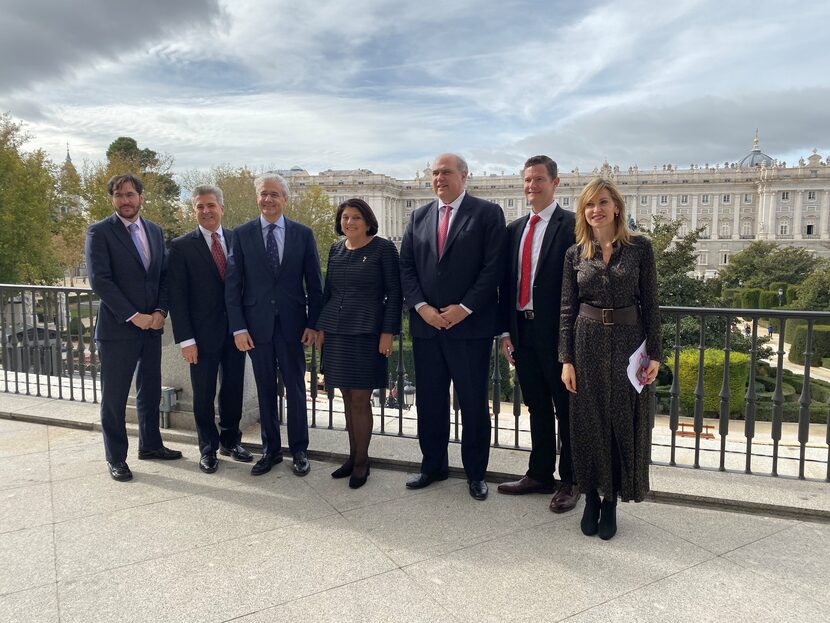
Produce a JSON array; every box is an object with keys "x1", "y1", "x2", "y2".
[{"x1": 341, "y1": 388, "x2": 373, "y2": 478}]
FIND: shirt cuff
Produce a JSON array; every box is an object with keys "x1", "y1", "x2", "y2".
[
  {"x1": 460, "y1": 304, "x2": 473, "y2": 315},
  {"x1": 233, "y1": 329, "x2": 249, "y2": 336},
  {"x1": 126, "y1": 312, "x2": 138, "y2": 323},
  {"x1": 179, "y1": 339, "x2": 196, "y2": 348},
  {"x1": 414, "y1": 302, "x2": 427, "y2": 311}
]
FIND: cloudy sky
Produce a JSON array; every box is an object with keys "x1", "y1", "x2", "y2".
[{"x1": 2, "y1": 0, "x2": 828, "y2": 179}]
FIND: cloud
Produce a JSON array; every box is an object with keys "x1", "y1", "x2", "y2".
[{"x1": 0, "y1": 0, "x2": 222, "y2": 92}]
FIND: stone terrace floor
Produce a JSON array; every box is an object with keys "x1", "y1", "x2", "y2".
[{"x1": 1, "y1": 393, "x2": 829, "y2": 622}]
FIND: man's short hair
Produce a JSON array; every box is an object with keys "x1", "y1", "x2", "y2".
[
  {"x1": 523, "y1": 155, "x2": 558, "y2": 180},
  {"x1": 107, "y1": 174, "x2": 144, "y2": 195},
  {"x1": 254, "y1": 173, "x2": 290, "y2": 196},
  {"x1": 191, "y1": 184, "x2": 224, "y2": 205}
]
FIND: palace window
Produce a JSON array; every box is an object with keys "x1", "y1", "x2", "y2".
[
  {"x1": 698, "y1": 252, "x2": 708, "y2": 265},
  {"x1": 779, "y1": 222, "x2": 790, "y2": 235},
  {"x1": 405, "y1": 200, "x2": 412, "y2": 208},
  {"x1": 806, "y1": 224, "x2": 815, "y2": 236},
  {"x1": 744, "y1": 193, "x2": 753, "y2": 203},
  {"x1": 660, "y1": 195, "x2": 668, "y2": 205},
  {"x1": 741, "y1": 221, "x2": 753, "y2": 236},
  {"x1": 507, "y1": 199, "x2": 513, "y2": 207},
  {"x1": 680, "y1": 195, "x2": 688, "y2": 205},
  {"x1": 722, "y1": 194, "x2": 731, "y2": 204},
  {"x1": 701, "y1": 194, "x2": 710, "y2": 205},
  {"x1": 562, "y1": 197, "x2": 570, "y2": 206},
  {"x1": 721, "y1": 252, "x2": 729, "y2": 265},
  {"x1": 640, "y1": 196, "x2": 649, "y2": 205},
  {"x1": 781, "y1": 191, "x2": 790, "y2": 201},
  {"x1": 720, "y1": 223, "x2": 731, "y2": 237},
  {"x1": 807, "y1": 191, "x2": 816, "y2": 200}
]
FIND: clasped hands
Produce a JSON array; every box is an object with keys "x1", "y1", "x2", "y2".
[
  {"x1": 234, "y1": 328, "x2": 319, "y2": 353},
  {"x1": 130, "y1": 311, "x2": 165, "y2": 331},
  {"x1": 418, "y1": 304, "x2": 469, "y2": 330}
]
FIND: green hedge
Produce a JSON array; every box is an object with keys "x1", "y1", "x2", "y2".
[
  {"x1": 755, "y1": 402, "x2": 827, "y2": 423},
  {"x1": 786, "y1": 285, "x2": 801, "y2": 304},
  {"x1": 788, "y1": 326, "x2": 830, "y2": 365},
  {"x1": 769, "y1": 282, "x2": 789, "y2": 297},
  {"x1": 741, "y1": 289, "x2": 762, "y2": 309},
  {"x1": 671, "y1": 348, "x2": 750, "y2": 415},
  {"x1": 758, "y1": 291, "x2": 779, "y2": 309}
]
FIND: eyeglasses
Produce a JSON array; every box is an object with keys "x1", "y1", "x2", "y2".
[{"x1": 113, "y1": 192, "x2": 139, "y2": 200}]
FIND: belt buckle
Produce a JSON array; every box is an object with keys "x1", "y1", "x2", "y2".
[
  {"x1": 524, "y1": 310, "x2": 535, "y2": 320},
  {"x1": 601, "y1": 308, "x2": 614, "y2": 326}
]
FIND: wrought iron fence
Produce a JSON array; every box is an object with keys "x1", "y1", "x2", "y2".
[{"x1": 1, "y1": 284, "x2": 828, "y2": 481}]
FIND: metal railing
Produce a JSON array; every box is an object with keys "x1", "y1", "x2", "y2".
[{"x1": 1, "y1": 284, "x2": 828, "y2": 482}]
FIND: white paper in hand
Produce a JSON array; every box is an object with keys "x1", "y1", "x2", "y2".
[{"x1": 627, "y1": 339, "x2": 649, "y2": 394}]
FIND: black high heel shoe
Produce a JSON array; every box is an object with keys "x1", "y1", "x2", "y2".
[
  {"x1": 581, "y1": 489, "x2": 600, "y2": 536},
  {"x1": 349, "y1": 464, "x2": 370, "y2": 489},
  {"x1": 331, "y1": 458, "x2": 354, "y2": 479}
]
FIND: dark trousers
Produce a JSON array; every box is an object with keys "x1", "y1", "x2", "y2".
[
  {"x1": 189, "y1": 336, "x2": 245, "y2": 456},
  {"x1": 97, "y1": 334, "x2": 163, "y2": 464},
  {"x1": 248, "y1": 316, "x2": 309, "y2": 456},
  {"x1": 514, "y1": 315, "x2": 574, "y2": 485},
  {"x1": 413, "y1": 334, "x2": 492, "y2": 481}
]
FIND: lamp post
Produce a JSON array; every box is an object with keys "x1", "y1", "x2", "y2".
[{"x1": 778, "y1": 287, "x2": 784, "y2": 307}]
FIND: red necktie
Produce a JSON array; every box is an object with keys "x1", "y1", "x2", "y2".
[
  {"x1": 437, "y1": 205, "x2": 452, "y2": 257},
  {"x1": 518, "y1": 214, "x2": 541, "y2": 308},
  {"x1": 211, "y1": 231, "x2": 227, "y2": 281}
]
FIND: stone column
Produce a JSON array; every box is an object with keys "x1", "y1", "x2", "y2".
[
  {"x1": 711, "y1": 193, "x2": 720, "y2": 239},
  {"x1": 794, "y1": 190, "x2": 803, "y2": 239},
  {"x1": 821, "y1": 190, "x2": 830, "y2": 239},
  {"x1": 732, "y1": 192, "x2": 741, "y2": 239}
]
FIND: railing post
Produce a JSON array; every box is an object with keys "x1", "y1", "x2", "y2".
[
  {"x1": 717, "y1": 315, "x2": 732, "y2": 471},
  {"x1": 669, "y1": 314, "x2": 681, "y2": 466},
  {"x1": 491, "y1": 338, "x2": 501, "y2": 447},
  {"x1": 512, "y1": 368, "x2": 522, "y2": 449},
  {"x1": 743, "y1": 317, "x2": 759, "y2": 474},
  {"x1": 396, "y1": 332, "x2": 405, "y2": 436},
  {"x1": 771, "y1": 318, "x2": 786, "y2": 476},
  {"x1": 798, "y1": 320, "x2": 815, "y2": 479},
  {"x1": 693, "y1": 314, "x2": 706, "y2": 468}
]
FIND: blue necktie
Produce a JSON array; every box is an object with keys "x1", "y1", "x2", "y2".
[
  {"x1": 265, "y1": 223, "x2": 281, "y2": 273},
  {"x1": 129, "y1": 223, "x2": 149, "y2": 270}
]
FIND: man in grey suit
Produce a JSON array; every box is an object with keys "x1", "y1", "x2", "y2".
[
  {"x1": 225, "y1": 173, "x2": 323, "y2": 477},
  {"x1": 168, "y1": 185, "x2": 252, "y2": 474},
  {"x1": 85, "y1": 174, "x2": 182, "y2": 482}
]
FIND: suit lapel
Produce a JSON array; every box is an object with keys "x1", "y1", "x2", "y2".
[
  {"x1": 109, "y1": 214, "x2": 145, "y2": 270},
  {"x1": 440, "y1": 196, "x2": 471, "y2": 260},
  {"x1": 144, "y1": 218, "x2": 163, "y2": 272},
  {"x1": 426, "y1": 201, "x2": 439, "y2": 261},
  {"x1": 190, "y1": 228, "x2": 221, "y2": 281},
  {"x1": 536, "y1": 206, "x2": 563, "y2": 281},
  {"x1": 512, "y1": 214, "x2": 529, "y2": 284}
]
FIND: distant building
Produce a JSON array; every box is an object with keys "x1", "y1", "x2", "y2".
[{"x1": 280, "y1": 134, "x2": 830, "y2": 277}]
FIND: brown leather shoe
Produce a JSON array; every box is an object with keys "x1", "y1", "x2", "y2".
[
  {"x1": 549, "y1": 483, "x2": 581, "y2": 513},
  {"x1": 497, "y1": 475, "x2": 557, "y2": 495}
]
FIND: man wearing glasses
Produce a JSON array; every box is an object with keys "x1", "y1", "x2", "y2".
[{"x1": 85, "y1": 174, "x2": 181, "y2": 482}]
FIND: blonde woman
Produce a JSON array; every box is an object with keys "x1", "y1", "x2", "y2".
[{"x1": 559, "y1": 178, "x2": 661, "y2": 540}]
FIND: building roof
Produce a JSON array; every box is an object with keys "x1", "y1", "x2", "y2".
[{"x1": 738, "y1": 132, "x2": 774, "y2": 169}]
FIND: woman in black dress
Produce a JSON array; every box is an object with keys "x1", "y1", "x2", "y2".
[
  {"x1": 559, "y1": 178, "x2": 661, "y2": 539},
  {"x1": 316, "y1": 199, "x2": 402, "y2": 488}
]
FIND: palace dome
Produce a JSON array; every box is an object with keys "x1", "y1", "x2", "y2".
[{"x1": 738, "y1": 132, "x2": 774, "y2": 168}]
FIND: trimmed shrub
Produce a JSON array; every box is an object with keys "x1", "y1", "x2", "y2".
[
  {"x1": 741, "y1": 288, "x2": 762, "y2": 309},
  {"x1": 823, "y1": 357, "x2": 830, "y2": 369},
  {"x1": 769, "y1": 282, "x2": 789, "y2": 297},
  {"x1": 722, "y1": 288, "x2": 739, "y2": 304},
  {"x1": 788, "y1": 326, "x2": 830, "y2": 365},
  {"x1": 759, "y1": 291, "x2": 779, "y2": 309},
  {"x1": 670, "y1": 348, "x2": 750, "y2": 416},
  {"x1": 755, "y1": 402, "x2": 827, "y2": 424},
  {"x1": 786, "y1": 285, "x2": 801, "y2": 304}
]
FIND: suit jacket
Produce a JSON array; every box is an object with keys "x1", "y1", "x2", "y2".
[
  {"x1": 167, "y1": 227, "x2": 236, "y2": 354},
  {"x1": 498, "y1": 205, "x2": 576, "y2": 349},
  {"x1": 400, "y1": 193, "x2": 506, "y2": 340},
  {"x1": 85, "y1": 213, "x2": 168, "y2": 341},
  {"x1": 225, "y1": 216, "x2": 323, "y2": 344}
]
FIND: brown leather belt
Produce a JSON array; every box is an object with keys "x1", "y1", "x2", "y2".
[
  {"x1": 518, "y1": 310, "x2": 535, "y2": 320},
  {"x1": 579, "y1": 303, "x2": 639, "y2": 326}
]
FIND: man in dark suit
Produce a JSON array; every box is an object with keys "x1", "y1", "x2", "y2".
[
  {"x1": 496, "y1": 155, "x2": 580, "y2": 513},
  {"x1": 167, "y1": 185, "x2": 252, "y2": 474},
  {"x1": 399, "y1": 153, "x2": 506, "y2": 500},
  {"x1": 225, "y1": 173, "x2": 323, "y2": 477},
  {"x1": 85, "y1": 174, "x2": 182, "y2": 482}
]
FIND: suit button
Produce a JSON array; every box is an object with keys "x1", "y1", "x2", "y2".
[{"x1": 270, "y1": 300, "x2": 275, "y2": 305}]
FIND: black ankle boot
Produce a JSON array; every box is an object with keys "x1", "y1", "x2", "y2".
[
  {"x1": 598, "y1": 496, "x2": 617, "y2": 540},
  {"x1": 581, "y1": 489, "x2": 600, "y2": 536},
  {"x1": 331, "y1": 458, "x2": 354, "y2": 479}
]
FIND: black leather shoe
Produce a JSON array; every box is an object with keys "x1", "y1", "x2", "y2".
[
  {"x1": 219, "y1": 444, "x2": 253, "y2": 462},
  {"x1": 331, "y1": 458, "x2": 354, "y2": 479},
  {"x1": 107, "y1": 461, "x2": 133, "y2": 481},
  {"x1": 292, "y1": 451, "x2": 310, "y2": 476},
  {"x1": 138, "y1": 446, "x2": 183, "y2": 460},
  {"x1": 405, "y1": 472, "x2": 449, "y2": 489},
  {"x1": 469, "y1": 480, "x2": 488, "y2": 501},
  {"x1": 549, "y1": 483, "x2": 581, "y2": 514},
  {"x1": 199, "y1": 453, "x2": 218, "y2": 474},
  {"x1": 251, "y1": 453, "x2": 283, "y2": 476},
  {"x1": 348, "y1": 464, "x2": 370, "y2": 489},
  {"x1": 497, "y1": 475, "x2": 557, "y2": 495}
]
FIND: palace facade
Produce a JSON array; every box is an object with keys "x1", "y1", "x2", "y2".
[{"x1": 280, "y1": 136, "x2": 830, "y2": 277}]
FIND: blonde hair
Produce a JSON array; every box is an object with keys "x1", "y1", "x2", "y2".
[{"x1": 575, "y1": 177, "x2": 636, "y2": 259}]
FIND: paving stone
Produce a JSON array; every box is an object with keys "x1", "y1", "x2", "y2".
[
  {"x1": 0, "y1": 584, "x2": 59, "y2": 623},
  {"x1": 0, "y1": 483, "x2": 52, "y2": 534},
  {"x1": 0, "y1": 525, "x2": 55, "y2": 595}
]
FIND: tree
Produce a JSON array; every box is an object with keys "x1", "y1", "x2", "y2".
[
  {"x1": 288, "y1": 186, "x2": 339, "y2": 267},
  {"x1": 180, "y1": 165, "x2": 259, "y2": 229},
  {"x1": 718, "y1": 241, "x2": 817, "y2": 289},
  {"x1": 52, "y1": 212, "x2": 89, "y2": 284},
  {"x1": 0, "y1": 115, "x2": 62, "y2": 284},
  {"x1": 82, "y1": 137, "x2": 187, "y2": 241},
  {"x1": 790, "y1": 260, "x2": 830, "y2": 311}
]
